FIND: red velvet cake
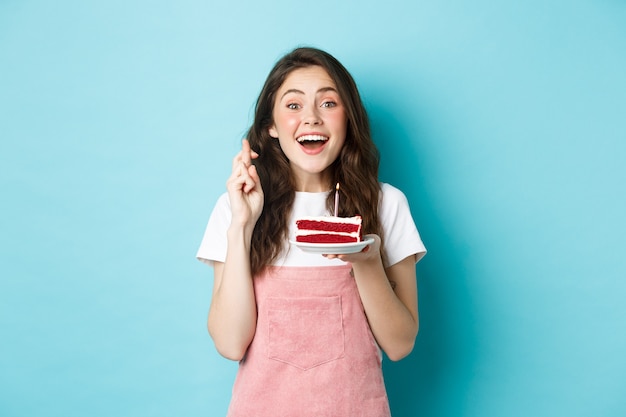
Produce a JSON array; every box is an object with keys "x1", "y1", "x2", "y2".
[{"x1": 295, "y1": 216, "x2": 362, "y2": 244}]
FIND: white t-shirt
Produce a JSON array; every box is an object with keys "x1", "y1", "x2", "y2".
[{"x1": 196, "y1": 183, "x2": 426, "y2": 268}]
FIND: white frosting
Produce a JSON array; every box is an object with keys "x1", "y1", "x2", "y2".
[{"x1": 296, "y1": 215, "x2": 361, "y2": 224}]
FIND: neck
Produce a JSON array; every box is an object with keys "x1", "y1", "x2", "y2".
[{"x1": 293, "y1": 172, "x2": 331, "y2": 192}]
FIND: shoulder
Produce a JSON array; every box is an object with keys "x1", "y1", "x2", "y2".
[
  {"x1": 210, "y1": 192, "x2": 231, "y2": 215},
  {"x1": 380, "y1": 182, "x2": 406, "y2": 197},
  {"x1": 216, "y1": 191, "x2": 230, "y2": 207},
  {"x1": 379, "y1": 183, "x2": 411, "y2": 211}
]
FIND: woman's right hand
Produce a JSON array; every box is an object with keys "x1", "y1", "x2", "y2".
[
  {"x1": 211, "y1": 139, "x2": 262, "y2": 360},
  {"x1": 226, "y1": 139, "x2": 264, "y2": 230}
]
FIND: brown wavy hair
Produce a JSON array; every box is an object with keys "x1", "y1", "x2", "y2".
[{"x1": 247, "y1": 47, "x2": 383, "y2": 276}]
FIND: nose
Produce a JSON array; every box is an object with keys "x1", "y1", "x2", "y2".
[{"x1": 303, "y1": 106, "x2": 322, "y2": 125}]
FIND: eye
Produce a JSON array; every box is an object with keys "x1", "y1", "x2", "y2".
[
  {"x1": 287, "y1": 102, "x2": 301, "y2": 110},
  {"x1": 321, "y1": 100, "x2": 337, "y2": 108}
]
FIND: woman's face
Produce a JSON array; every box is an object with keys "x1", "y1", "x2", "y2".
[{"x1": 269, "y1": 65, "x2": 347, "y2": 192}]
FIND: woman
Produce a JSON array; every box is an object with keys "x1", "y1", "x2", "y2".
[{"x1": 197, "y1": 47, "x2": 426, "y2": 416}]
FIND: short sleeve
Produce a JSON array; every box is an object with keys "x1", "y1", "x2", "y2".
[
  {"x1": 196, "y1": 193, "x2": 231, "y2": 266},
  {"x1": 379, "y1": 183, "x2": 427, "y2": 267}
]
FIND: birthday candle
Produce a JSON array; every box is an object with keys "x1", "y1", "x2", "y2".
[{"x1": 334, "y1": 183, "x2": 340, "y2": 217}]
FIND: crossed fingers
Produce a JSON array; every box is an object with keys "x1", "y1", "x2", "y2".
[{"x1": 230, "y1": 139, "x2": 259, "y2": 193}]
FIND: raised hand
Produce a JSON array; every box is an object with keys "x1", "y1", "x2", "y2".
[{"x1": 226, "y1": 139, "x2": 264, "y2": 230}]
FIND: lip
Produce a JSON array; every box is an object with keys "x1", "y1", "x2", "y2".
[
  {"x1": 297, "y1": 132, "x2": 329, "y2": 140},
  {"x1": 296, "y1": 132, "x2": 329, "y2": 155}
]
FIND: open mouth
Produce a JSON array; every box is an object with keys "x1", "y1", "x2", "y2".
[{"x1": 297, "y1": 134, "x2": 329, "y2": 150}]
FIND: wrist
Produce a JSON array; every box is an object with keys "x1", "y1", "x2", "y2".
[
  {"x1": 227, "y1": 223, "x2": 255, "y2": 245},
  {"x1": 351, "y1": 250, "x2": 384, "y2": 272}
]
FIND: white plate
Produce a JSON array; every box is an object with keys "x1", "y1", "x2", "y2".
[{"x1": 290, "y1": 237, "x2": 374, "y2": 254}]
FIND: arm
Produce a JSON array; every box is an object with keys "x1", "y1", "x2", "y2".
[
  {"x1": 325, "y1": 235, "x2": 419, "y2": 361},
  {"x1": 207, "y1": 140, "x2": 263, "y2": 361}
]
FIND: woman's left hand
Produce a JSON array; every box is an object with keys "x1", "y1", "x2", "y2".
[
  {"x1": 323, "y1": 234, "x2": 381, "y2": 265},
  {"x1": 325, "y1": 233, "x2": 419, "y2": 361}
]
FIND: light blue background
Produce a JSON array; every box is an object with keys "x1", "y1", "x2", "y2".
[{"x1": 1, "y1": 1, "x2": 625, "y2": 416}]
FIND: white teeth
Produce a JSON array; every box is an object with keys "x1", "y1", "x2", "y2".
[{"x1": 297, "y1": 134, "x2": 328, "y2": 142}]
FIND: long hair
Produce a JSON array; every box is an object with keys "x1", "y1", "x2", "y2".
[{"x1": 247, "y1": 47, "x2": 382, "y2": 276}]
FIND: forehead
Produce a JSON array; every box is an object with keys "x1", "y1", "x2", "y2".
[{"x1": 278, "y1": 65, "x2": 337, "y2": 92}]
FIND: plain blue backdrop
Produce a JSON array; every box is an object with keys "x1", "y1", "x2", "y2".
[{"x1": 1, "y1": 1, "x2": 625, "y2": 416}]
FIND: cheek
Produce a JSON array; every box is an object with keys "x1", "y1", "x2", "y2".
[
  {"x1": 274, "y1": 112, "x2": 300, "y2": 132},
  {"x1": 329, "y1": 111, "x2": 348, "y2": 133}
]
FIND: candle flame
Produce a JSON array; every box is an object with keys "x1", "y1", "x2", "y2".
[{"x1": 336, "y1": 182, "x2": 340, "y2": 191}]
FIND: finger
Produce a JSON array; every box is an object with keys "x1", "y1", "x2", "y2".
[
  {"x1": 226, "y1": 169, "x2": 246, "y2": 192},
  {"x1": 227, "y1": 160, "x2": 250, "y2": 187},
  {"x1": 232, "y1": 149, "x2": 244, "y2": 172},
  {"x1": 242, "y1": 177, "x2": 256, "y2": 193},
  {"x1": 232, "y1": 159, "x2": 245, "y2": 178},
  {"x1": 242, "y1": 140, "x2": 261, "y2": 164},
  {"x1": 248, "y1": 164, "x2": 260, "y2": 184},
  {"x1": 243, "y1": 165, "x2": 262, "y2": 194},
  {"x1": 241, "y1": 139, "x2": 252, "y2": 167}
]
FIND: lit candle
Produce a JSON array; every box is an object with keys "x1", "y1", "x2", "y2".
[{"x1": 334, "y1": 183, "x2": 340, "y2": 217}]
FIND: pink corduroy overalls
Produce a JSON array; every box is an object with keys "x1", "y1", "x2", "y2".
[{"x1": 226, "y1": 264, "x2": 391, "y2": 417}]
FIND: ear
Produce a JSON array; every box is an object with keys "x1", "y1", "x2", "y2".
[{"x1": 268, "y1": 125, "x2": 278, "y2": 138}]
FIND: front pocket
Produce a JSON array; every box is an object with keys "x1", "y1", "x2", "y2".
[{"x1": 267, "y1": 296, "x2": 345, "y2": 370}]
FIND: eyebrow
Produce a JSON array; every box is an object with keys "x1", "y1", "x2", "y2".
[{"x1": 279, "y1": 86, "x2": 338, "y2": 100}]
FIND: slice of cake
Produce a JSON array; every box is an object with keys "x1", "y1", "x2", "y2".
[{"x1": 295, "y1": 216, "x2": 362, "y2": 244}]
